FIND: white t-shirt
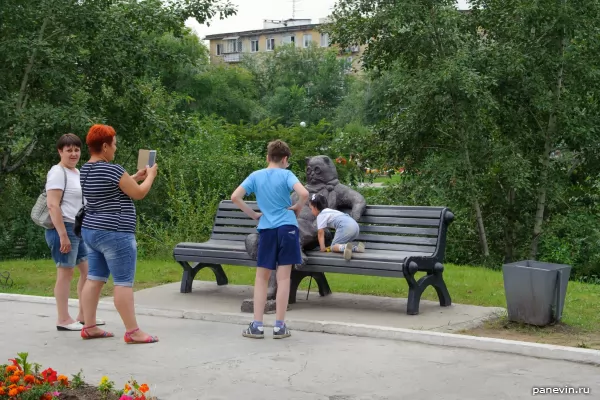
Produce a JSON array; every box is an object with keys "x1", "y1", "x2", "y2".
[
  {"x1": 45, "y1": 165, "x2": 82, "y2": 223},
  {"x1": 316, "y1": 208, "x2": 348, "y2": 230}
]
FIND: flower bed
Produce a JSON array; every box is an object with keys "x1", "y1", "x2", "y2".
[{"x1": 1, "y1": 353, "x2": 157, "y2": 400}]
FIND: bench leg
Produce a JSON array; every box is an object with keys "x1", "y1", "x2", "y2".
[
  {"x1": 178, "y1": 262, "x2": 228, "y2": 293},
  {"x1": 405, "y1": 266, "x2": 452, "y2": 315},
  {"x1": 289, "y1": 270, "x2": 332, "y2": 304}
]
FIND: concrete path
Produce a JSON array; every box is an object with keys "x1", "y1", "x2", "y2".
[
  {"x1": 105, "y1": 281, "x2": 504, "y2": 333},
  {"x1": 1, "y1": 300, "x2": 597, "y2": 400}
]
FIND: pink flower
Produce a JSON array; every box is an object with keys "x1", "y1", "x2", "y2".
[
  {"x1": 120, "y1": 395, "x2": 134, "y2": 400},
  {"x1": 53, "y1": 392, "x2": 61, "y2": 396}
]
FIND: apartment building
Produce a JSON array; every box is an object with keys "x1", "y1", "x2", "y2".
[{"x1": 204, "y1": 18, "x2": 364, "y2": 71}]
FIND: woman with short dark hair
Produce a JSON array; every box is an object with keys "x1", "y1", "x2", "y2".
[
  {"x1": 45, "y1": 133, "x2": 104, "y2": 331},
  {"x1": 78, "y1": 124, "x2": 159, "y2": 344}
]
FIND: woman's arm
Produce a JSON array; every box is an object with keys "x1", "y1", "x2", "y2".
[
  {"x1": 119, "y1": 164, "x2": 158, "y2": 200},
  {"x1": 47, "y1": 190, "x2": 71, "y2": 254}
]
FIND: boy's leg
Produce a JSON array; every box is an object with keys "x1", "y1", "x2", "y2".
[
  {"x1": 243, "y1": 228, "x2": 277, "y2": 339},
  {"x1": 275, "y1": 265, "x2": 292, "y2": 322},
  {"x1": 273, "y1": 264, "x2": 292, "y2": 338},
  {"x1": 271, "y1": 225, "x2": 303, "y2": 338},
  {"x1": 253, "y1": 267, "x2": 271, "y2": 323}
]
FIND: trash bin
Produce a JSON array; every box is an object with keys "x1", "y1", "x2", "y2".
[{"x1": 502, "y1": 260, "x2": 571, "y2": 326}]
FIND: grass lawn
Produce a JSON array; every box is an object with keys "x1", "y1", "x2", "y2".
[
  {"x1": 1, "y1": 259, "x2": 599, "y2": 348},
  {"x1": 372, "y1": 174, "x2": 402, "y2": 185}
]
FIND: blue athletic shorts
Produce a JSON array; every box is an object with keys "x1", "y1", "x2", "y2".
[{"x1": 257, "y1": 225, "x2": 302, "y2": 270}]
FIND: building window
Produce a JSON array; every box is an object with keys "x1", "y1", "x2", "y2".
[
  {"x1": 283, "y1": 35, "x2": 295, "y2": 45},
  {"x1": 266, "y1": 37, "x2": 275, "y2": 51},
  {"x1": 320, "y1": 33, "x2": 330, "y2": 47},
  {"x1": 225, "y1": 38, "x2": 241, "y2": 53},
  {"x1": 251, "y1": 40, "x2": 259, "y2": 52},
  {"x1": 303, "y1": 34, "x2": 312, "y2": 48},
  {"x1": 216, "y1": 44, "x2": 223, "y2": 56}
]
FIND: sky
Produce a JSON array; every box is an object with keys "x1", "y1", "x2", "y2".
[{"x1": 185, "y1": 0, "x2": 471, "y2": 42}]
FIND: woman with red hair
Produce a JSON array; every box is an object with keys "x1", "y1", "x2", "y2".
[{"x1": 78, "y1": 124, "x2": 159, "y2": 344}]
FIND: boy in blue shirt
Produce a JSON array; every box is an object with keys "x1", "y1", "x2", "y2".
[{"x1": 231, "y1": 140, "x2": 309, "y2": 339}]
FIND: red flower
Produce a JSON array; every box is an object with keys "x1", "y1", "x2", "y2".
[
  {"x1": 41, "y1": 368, "x2": 57, "y2": 383},
  {"x1": 24, "y1": 375, "x2": 35, "y2": 384},
  {"x1": 8, "y1": 359, "x2": 22, "y2": 371},
  {"x1": 9, "y1": 375, "x2": 20, "y2": 384}
]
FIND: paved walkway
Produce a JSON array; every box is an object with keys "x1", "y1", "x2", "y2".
[
  {"x1": 1, "y1": 300, "x2": 597, "y2": 399},
  {"x1": 103, "y1": 281, "x2": 504, "y2": 333}
]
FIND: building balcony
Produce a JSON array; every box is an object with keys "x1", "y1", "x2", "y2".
[{"x1": 223, "y1": 52, "x2": 242, "y2": 63}]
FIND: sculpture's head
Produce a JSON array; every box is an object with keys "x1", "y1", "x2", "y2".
[{"x1": 305, "y1": 156, "x2": 338, "y2": 186}]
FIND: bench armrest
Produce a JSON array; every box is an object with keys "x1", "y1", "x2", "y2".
[{"x1": 404, "y1": 208, "x2": 454, "y2": 275}]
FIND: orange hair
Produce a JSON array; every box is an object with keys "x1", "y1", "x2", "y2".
[{"x1": 86, "y1": 124, "x2": 116, "y2": 154}]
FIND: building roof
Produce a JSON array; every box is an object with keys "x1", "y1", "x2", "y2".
[{"x1": 204, "y1": 23, "x2": 322, "y2": 41}]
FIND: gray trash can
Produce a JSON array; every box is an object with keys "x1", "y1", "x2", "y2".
[{"x1": 502, "y1": 260, "x2": 571, "y2": 326}]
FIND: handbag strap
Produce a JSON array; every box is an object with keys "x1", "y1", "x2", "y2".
[
  {"x1": 59, "y1": 166, "x2": 67, "y2": 205},
  {"x1": 80, "y1": 162, "x2": 96, "y2": 206}
]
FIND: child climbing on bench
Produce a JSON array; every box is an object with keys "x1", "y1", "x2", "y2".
[{"x1": 309, "y1": 193, "x2": 365, "y2": 260}]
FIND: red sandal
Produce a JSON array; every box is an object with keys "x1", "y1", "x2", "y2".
[
  {"x1": 124, "y1": 328, "x2": 159, "y2": 344},
  {"x1": 81, "y1": 325, "x2": 114, "y2": 340}
]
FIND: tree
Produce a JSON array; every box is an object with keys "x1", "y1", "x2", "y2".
[
  {"x1": 328, "y1": 0, "x2": 497, "y2": 257},
  {"x1": 0, "y1": 0, "x2": 236, "y2": 180}
]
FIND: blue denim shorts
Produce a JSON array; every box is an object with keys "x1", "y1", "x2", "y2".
[
  {"x1": 257, "y1": 225, "x2": 302, "y2": 270},
  {"x1": 45, "y1": 222, "x2": 88, "y2": 268},
  {"x1": 81, "y1": 228, "x2": 137, "y2": 287},
  {"x1": 331, "y1": 219, "x2": 361, "y2": 245}
]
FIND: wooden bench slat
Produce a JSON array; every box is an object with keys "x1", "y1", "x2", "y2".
[
  {"x1": 362, "y1": 209, "x2": 442, "y2": 218},
  {"x1": 365, "y1": 242, "x2": 436, "y2": 253},
  {"x1": 174, "y1": 240, "x2": 245, "y2": 251},
  {"x1": 363, "y1": 205, "x2": 445, "y2": 211},
  {"x1": 214, "y1": 218, "x2": 258, "y2": 226},
  {"x1": 219, "y1": 202, "x2": 261, "y2": 211},
  {"x1": 362, "y1": 208, "x2": 441, "y2": 218},
  {"x1": 213, "y1": 226, "x2": 257, "y2": 235},
  {"x1": 359, "y1": 225, "x2": 439, "y2": 236},
  {"x1": 360, "y1": 216, "x2": 440, "y2": 226},
  {"x1": 210, "y1": 233, "x2": 248, "y2": 241},
  {"x1": 175, "y1": 254, "x2": 257, "y2": 267},
  {"x1": 175, "y1": 248, "x2": 252, "y2": 260},
  {"x1": 299, "y1": 265, "x2": 405, "y2": 278},
  {"x1": 357, "y1": 233, "x2": 437, "y2": 246},
  {"x1": 216, "y1": 210, "x2": 254, "y2": 219},
  {"x1": 304, "y1": 257, "x2": 403, "y2": 271}
]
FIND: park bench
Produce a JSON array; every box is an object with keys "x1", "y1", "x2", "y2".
[{"x1": 173, "y1": 200, "x2": 455, "y2": 315}]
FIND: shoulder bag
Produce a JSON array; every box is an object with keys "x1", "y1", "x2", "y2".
[{"x1": 31, "y1": 166, "x2": 67, "y2": 229}]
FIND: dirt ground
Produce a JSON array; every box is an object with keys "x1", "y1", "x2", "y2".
[{"x1": 459, "y1": 318, "x2": 600, "y2": 350}]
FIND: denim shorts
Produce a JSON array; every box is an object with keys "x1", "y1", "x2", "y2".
[
  {"x1": 45, "y1": 222, "x2": 88, "y2": 268},
  {"x1": 331, "y1": 219, "x2": 361, "y2": 245},
  {"x1": 81, "y1": 227, "x2": 137, "y2": 287},
  {"x1": 257, "y1": 225, "x2": 303, "y2": 270}
]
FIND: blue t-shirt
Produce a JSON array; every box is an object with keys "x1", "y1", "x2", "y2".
[{"x1": 240, "y1": 168, "x2": 300, "y2": 230}]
